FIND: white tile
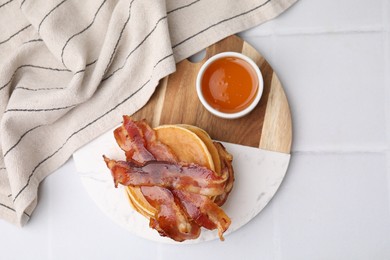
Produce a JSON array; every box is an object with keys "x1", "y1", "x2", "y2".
[
  {"x1": 246, "y1": 32, "x2": 387, "y2": 151},
  {"x1": 0, "y1": 208, "x2": 50, "y2": 259},
  {"x1": 240, "y1": 0, "x2": 384, "y2": 37},
  {"x1": 275, "y1": 152, "x2": 390, "y2": 259},
  {"x1": 386, "y1": 31, "x2": 390, "y2": 147},
  {"x1": 387, "y1": 152, "x2": 390, "y2": 217},
  {"x1": 385, "y1": 1, "x2": 390, "y2": 32},
  {"x1": 0, "y1": 181, "x2": 51, "y2": 259}
]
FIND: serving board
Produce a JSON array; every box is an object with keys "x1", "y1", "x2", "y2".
[
  {"x1": 132, "y1": 35, "x2": 292, "y2": 154},
  {"x1": 73, "y1": 35, "x2": 293, "y2": 244}
]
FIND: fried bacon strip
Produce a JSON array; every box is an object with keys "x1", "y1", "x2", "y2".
[
  {"x1": 141, "y1": 186, "x2": 200, "y2": 242},
  {"x1": 114, "y1": 119, "x2": 154, "y2": 163},
  {"x1": 134, "y1": 119, "x2": 179, "y2": 163},
  {"x1": 105, "y1": 116, "x2": 232, "y2": 241},
  {"x1": 114, "y1": 116, "x2": 178, "y2": 163},
  {"x1": 103, "y1": 157, "x2": 226, "y2": 196},
  {"x1": 113, "y1": 116, "x2": 198, "y2": 241},
  {"x1": 172, "y1": 190, "x2": 231, "y2": 240}
]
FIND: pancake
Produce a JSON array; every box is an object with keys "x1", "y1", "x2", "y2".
[
  {"x1": 154, "y1": 125, "x2": 214, "y2": 170},
  {"x1": 126, "y1": 124, "x2": 216, "y2": 219},
  {"x1": 177, "y1": 124, "x2": 221, "y2": 175},
  {"x1": 125, "y1": 186, "x2": 156, "y2": 218}
]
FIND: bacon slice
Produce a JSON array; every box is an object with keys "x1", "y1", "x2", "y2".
[
  {"x1": 133, "y1": 118, "x2": 179, "y2": 163},
  {"x1": 114, "y1": 118, "x2": 154, "y2": 163},
  {"x1": 103, "y1": 157, "x2": 226, "y2": 196},
  {"x1": 172, "y1": 190, "x2": 231, "y2": 241},
  {"x1": 141, "y1": 186, "x2": 200, "y2": 242},
  {"x1": 114, "y1": 116, "x2": 179, "y2": 164},
  {"x1": 113, "y1": 118, "x2": 197, "y2": 241},
  {"x1": 105, "y1": 117, "x2": 233, "y2": 242},
  {"x1": 113, "y1": 117, "x2": 199, "y2": 240}
]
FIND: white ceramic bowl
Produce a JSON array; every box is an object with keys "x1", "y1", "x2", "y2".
[{"x1": 196, "y1": 52, "x2": 263, "y2": 119}]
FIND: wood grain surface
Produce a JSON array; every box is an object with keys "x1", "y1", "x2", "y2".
[{"x1": 132, "y1": 35, "x2": 292, "y2": 154}]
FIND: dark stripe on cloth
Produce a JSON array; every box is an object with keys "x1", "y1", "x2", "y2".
[
  {"x1": 38, "y1": 0, "x2": 69, "y2": 33},
  {"x1": 0, "y1": 203, "x2": 31, "y2": 218},
  {"x1": 19, "y1": 0, "x2": 27, "y2": 8},
  {"x1": 0, "y1": 24, "x2": 31, "y2": 45},
  {"x1": 3, "y1": 125, "x2": 44, "y2": 158},
  {"x1": 103, "y1": 0, "x2": 135, "y2": 74},
  {"x1": 12, "y1": 53, "x2": 173, "y2": 202},
  {"x1": 0, "y1": 0, "x2": 14, "y2": 9},
  {"x1": 60, "y1": 0, "x2": 108, "y2": 67},
  {"x1": 4, "y1": 104, "x2": 76, "y2": 113},
  {"x1": 0, "y1": 64, "x2": 71, "y2": 91},
  {"x1": 74, "y1": 59, "x2": 98, "y2": 75},
  {"x1": 102, "y1": 16, "x2": 167, "y2": 81},
  {"x1": 14, "y1": 86, "x2": 65, "y2": 91},
  {"x1": 23, "y1": 38, "x2": 43, "y2": 45},
  {"x1": 0, "y1": 203, "x2": 15, "y2": 212},
  {"x1": 172, "y1": 0, "x2": 272, "y2": 48}
]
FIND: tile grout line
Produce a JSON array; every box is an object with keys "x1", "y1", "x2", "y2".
[
  {"x1": 383, "y1": 0, "x2": 390, "y2": 146},
  {"x1": 48, "y1": 180, "x2": 53, "y2": 260},
  {"x1": 292, "y1": 148, "x2": 390, "y2": 155},
  {"x1": 383, "y1": 0, "x2": 390, "y2": 212},
  {"x1": 272, "y1": 202, "x2": 282, "y2": 260},
  {"x1": 383, "y1": 0, "x2": 390, "y2": 33},
  {"x1": 242, "y1": 25, "x2": 384, "y2": 37}
]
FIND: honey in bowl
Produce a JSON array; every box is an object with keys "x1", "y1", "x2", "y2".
[{"x1": 200, "y1": 56, "x2": 259, "y2": 114}]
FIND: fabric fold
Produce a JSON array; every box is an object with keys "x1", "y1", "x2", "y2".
[{"x1": 0, "y1": 0, "x2": 297, "y2": 226}]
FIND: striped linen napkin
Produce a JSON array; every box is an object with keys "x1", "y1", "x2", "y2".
[{"x1": 0, "y1": 0, "x2": 297, "y2": 226}]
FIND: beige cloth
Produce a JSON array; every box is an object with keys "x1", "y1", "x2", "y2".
[{"x1": 0, "y1": 0, "x2": 297, "y2": 226}]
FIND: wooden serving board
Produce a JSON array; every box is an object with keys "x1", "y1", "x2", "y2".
[
  {"x1": 132, "y1": 35, "x2": 292, "y2": 154},
  {"x1": 74, "y1": 36, "x2": 293, "y2": 244}
]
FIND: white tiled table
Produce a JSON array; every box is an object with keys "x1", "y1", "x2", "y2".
[{"x1": 2, "y1": 1, "x2": 390, "y2": 259}]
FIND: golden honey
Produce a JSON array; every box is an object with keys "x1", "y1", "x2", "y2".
[{"x1": 201, "y1": 56, "x2": 259, "y2": 113}]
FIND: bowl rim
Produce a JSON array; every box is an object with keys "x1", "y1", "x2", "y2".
[{"x1": 196, "y1": 51, "x2": 264, "y2": 119}]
